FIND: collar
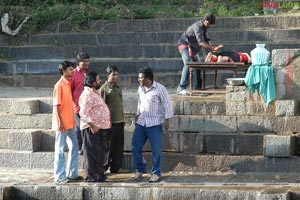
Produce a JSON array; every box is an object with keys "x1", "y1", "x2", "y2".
[{"x1": 76, "y1": 66, "x2": 91, "y2": 73}]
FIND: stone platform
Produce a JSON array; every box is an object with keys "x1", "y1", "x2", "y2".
[
  {"x1": 1, "y1": 86, "x2": 300, "y2": 199},
  {"x1": 0, "y1": 169, "x2": 299, "y2": 200}
]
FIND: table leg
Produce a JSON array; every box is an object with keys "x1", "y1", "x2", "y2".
[
  {"x1": 201, "y1": 70, "x2": 206, "y2": 90},
  {"x1": 189, "y1": 67, "x2": 193, "y2": 95},
  {"x1": 214, "y1": 70, "x2": 218, "y2": 89}
]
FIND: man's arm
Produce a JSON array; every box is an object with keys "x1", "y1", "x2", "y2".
[{"x1": 54, "y1": 105, "x2": 64, "y2": 131}]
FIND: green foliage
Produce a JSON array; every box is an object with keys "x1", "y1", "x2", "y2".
[{"x1": 0, "y1": 0, "x2": 281, "y2": 34}]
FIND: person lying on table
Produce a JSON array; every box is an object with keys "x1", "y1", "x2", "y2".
[{"x1": 205, "y1": 50, "x2": 251, "y2": 64}]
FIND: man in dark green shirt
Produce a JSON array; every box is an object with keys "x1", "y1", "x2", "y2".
[{"x1": 100, "y1": 65, "x2": 125, "y2": 173}]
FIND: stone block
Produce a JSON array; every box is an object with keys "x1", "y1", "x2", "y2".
[
  {"x1": 272, "y1": 49, "x2": 300, "y2": 67},
  {"x1": 226, "y1": 86, "x2": 275, "y2": 115},
  {"x1": 264, "y1": 135, "x2": 294, "y2": 157},
  {"x1": 275, "y1": 100, "x2": 299, "y2": 116},
  {"x1": 205, "y1": 133, "x2": 263, "y2": 155},
  {"x1": 40, "y1": 130, "x2": 55, "y2": 151},
  {"x1": 10, "y1": 100, "x2": 39, "y2": 115},
  {"x1": 8, "y1": 130, "x2": 41, "y2": 152},
  {"x1": 38, "y1": 98, "x2": 52, "y2": 113},
  {"x1": 183, "y1": 101, "x2": 225, "y2": 115},
  {"x1": 0, "y1": 130, "x2": 9, "y2": 149},
  {"x1": 0, "y1": 114, "x2": 52, "y2": 129},
  {"x1": 0, "y1": 99, "x2": 12, "y2": 113},
  {"x1": 11, "y1": 185, "x2": 83, "y2": 200},
  {"x1": 0, "y1": 150, "x2": 31, "y2": 168}
]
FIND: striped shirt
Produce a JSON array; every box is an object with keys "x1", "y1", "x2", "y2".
[{"x1": 136, "y1": 81, "x2": 173, "y2": 127}]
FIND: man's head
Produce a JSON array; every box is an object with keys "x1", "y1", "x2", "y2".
[
  {"x1": 203, "y1": 13, "x2": 215, "y2": 28},
  {"x1": 138, "y1": 66, "x2": 153, "y2": 87},
  {"x1": 106, "y1": 65, "x2": 120, "y2": 84},
  {"x1": 76, "y1": 52, "x2": 90, "y2": 70},
  {"x1": 58, "y1": 60, "x2": 74, "y2": 77},
  {"x1": 84, "y1": 71, "x2": 101, "y2": 90}
]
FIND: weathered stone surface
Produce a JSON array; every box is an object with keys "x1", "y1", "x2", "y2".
[
  {"x1": 170, "y1": 115, "x2": 237, "y2": 133},
  {"x1": 8, "y1": 130, "x2": 41, "y2": 152},
  {"x1": 183, "y1": 100, "x2": 225, "y2": 115},
  {"x1": 275, "y1": 100, "x2": 299, "y2": 116},
  {"x1": 272, "y1": 49, "x2": 300, "y2": 67},
  {"x1": 0, "y1": 150, "x2": 31, "y2": 168},
  {"x1": 0, "y1": 99, "x2": 12, "y2": 113},
  {"x1": 0, "y1": 114, "x2": 52, "y2": 129},
  {"x1": 226, "y1": 86, "x2": 275, "y2": 115},
  {"x1": 205, "y1": 133, "x2": 263, "y2": 155},
  {"x1": 124, "y1": 130, "x2": 204, "y2": 153},
  {"x1": 87, "y1": 187, "x2": 152, "y2": 200},
  {"x1": 39, "y1": 98, "x2": 52, "y2": 113},
  {"x1": 11, "y1": 185, "x2": 83, "y2": 200},
  {"x1": 4, "y1": 185, "x2": 291, "y2": 200},
  {"x1": 264, "y1": 135, "x2": 295, "y2": 157},
  {"x1": 10, "y1": 100, "x2": 39, "y2": 115},
  {"x1": 40, "y1": 130, "x2": 55, "y2": 151},
  {"x1": 236, "y1": 116, "x2": 300, "y2": 133}
]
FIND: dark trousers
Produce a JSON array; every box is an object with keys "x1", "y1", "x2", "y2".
[
  {"x1": 107, "y1": 122, "x2": 124, "y2": 173},
  {"x1": 82, "y1": 128, "x2": 110, "y2": 181},
  {"x1": 75, "y1": 113, "x2": 83, "y2": 150}
]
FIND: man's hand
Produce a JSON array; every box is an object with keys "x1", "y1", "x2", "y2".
[
  {"x1": 164, "y1": 119, "x2": 170, "y2": 131},
  {"x1": 90, "y1": 124, "x2": 100, "y2": 134}
]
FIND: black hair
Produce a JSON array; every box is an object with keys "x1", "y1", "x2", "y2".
[
  {"x1": 204, "y1": 13, "x2": 216, "y2": 24},
  {"x1": 84, "y1": 71, "x2": 98, "y2": 88},
  {"x1": 76, "y1": 52, "x2": 90, "y2": 64},
  {"x1": 106, "y1": 65, "x2": 119, "y2": 75},
  {"x1": 138, "y1": 66, "x2": 153, "y2": 82},
  {"x1": 58, "y1": 60, "x2": 74, "y2": 75}
]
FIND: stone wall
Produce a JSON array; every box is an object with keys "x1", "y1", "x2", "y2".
[{"x1": 272, "y1": 49, "x2": 300, "y2": 100}]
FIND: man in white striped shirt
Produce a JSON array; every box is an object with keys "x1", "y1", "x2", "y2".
[{"x1": 132, "y1": 66, "x2": 174, "y2": 182}]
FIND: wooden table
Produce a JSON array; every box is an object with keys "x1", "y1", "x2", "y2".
[{"x1": 187, "y1": 62, "x2": 250, "y2": 95}]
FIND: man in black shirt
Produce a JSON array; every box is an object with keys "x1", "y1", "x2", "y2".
[{"x1": 177, "y1": 13, "x2": 223, "y2": 95}]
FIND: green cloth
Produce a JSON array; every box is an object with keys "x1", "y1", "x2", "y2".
[
  {"x1": 100, "y1": 81, "x2": 124, "y2": 123},
  {"x1": 245, "y1": 61, "x2": 276, "y2": 106}
]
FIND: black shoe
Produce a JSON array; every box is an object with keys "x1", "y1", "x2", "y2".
[
  {"x1": 86, "y1": 178, "x2": 96, "y2": 182},
  {"x1": 98, "y1": 175, "x2": 108, "y2": 182},
  {"x1": 68, "y1": 176, "x2": 84, "y2": 181}
]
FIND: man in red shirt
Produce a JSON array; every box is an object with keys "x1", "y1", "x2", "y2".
[{"x1": 70, "y1": 52, "x2": 91, "y2": 154}]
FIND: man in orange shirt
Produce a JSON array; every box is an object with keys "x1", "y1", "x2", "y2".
[{"x1": 52, "y1": 61, "x2": 83, "y2": 183}]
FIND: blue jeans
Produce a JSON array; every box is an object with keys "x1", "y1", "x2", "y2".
[
  {"x1": 54, "y1": 128, "x2": 79, "y2": 181},
  {"x1": 177, "y1": 48, "x2": 201, "y2": 92},
  {"x1": 132, "y1": 124, "x2": 163, "y2": 176}
]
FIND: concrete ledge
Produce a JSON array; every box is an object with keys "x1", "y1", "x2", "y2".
[
  {"x1": 264, "y1": 135, "x2": 295, "y2": 157},
  {"x1": 10, "y1": 100, "x2": 39, "y2": 115}
]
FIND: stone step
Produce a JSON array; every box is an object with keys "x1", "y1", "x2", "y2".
[
  {"x1": 170, "y1": 115, "x2": 300, "y2": 133},
  {"x1": 0, "y1": 70, "x2": 244, "y2": 90},
  {"x1": 3, "y1": 181, "x2": 292, "y2": 200},
  {"x1": 36, "y1": 15, "x2": 300, "y2": 33},
  {"x1": 0, "y1": 100, "x2": 300, "y2": 133},
  {"x1": 1, "y1": 150, "x2": 300, "y2": 173},
  {"x1": 1, "y1": 127, "x2": 297, "y2": 157},
  {"x1": 1, "y1": 41, "x2": 300, "y2": 61},
  {"x1": 2, "y1": 28, "x2": 300, "y2": 47}
]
